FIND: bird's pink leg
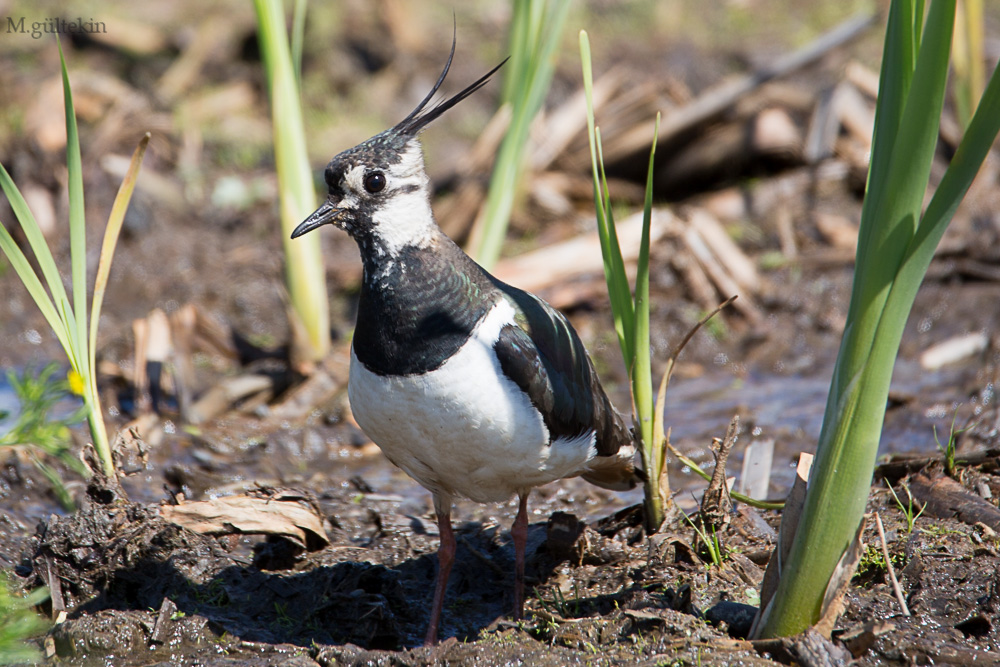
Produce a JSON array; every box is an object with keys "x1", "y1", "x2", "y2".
[
  {"x1": 424, "y1": 506, "x2": 455, "y2": 646},
  {"x1": 511, "y1": 492, "x2": 529, "y2": 620}
]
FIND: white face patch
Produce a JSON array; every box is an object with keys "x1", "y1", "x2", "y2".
[
  {"x1": 370, "y1": 142, "x2": 436, "y2": 253},
  {"x1": 339, "y1": 141, "x2": 437, "y2": 257},
  {"x1": 371, "y1": 188, "x2": 435, "y2": 255},
  {"x1": 341, "y1": 164, "x2": 367, "y2": 197}
]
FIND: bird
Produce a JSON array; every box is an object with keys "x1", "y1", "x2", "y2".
[{"x1": 291, "y1": 37, "x2": 641, "y2": 646}]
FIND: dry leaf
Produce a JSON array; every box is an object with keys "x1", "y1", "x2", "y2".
[{"x1": 160, "y1": 493, "x2": 329, "y2": 551}]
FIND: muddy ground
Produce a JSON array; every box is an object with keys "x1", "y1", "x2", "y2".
[
  {"x1": 14, "y1": 463, "x2": 1000, "y2": 666},
  {"x1": 2, "y1": 2, "x2": 1000, "y2": 665}
]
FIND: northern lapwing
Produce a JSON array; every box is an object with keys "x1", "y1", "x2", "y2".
[{"x1": 291, "y1": 38, "x2": 641, "y2": 645}]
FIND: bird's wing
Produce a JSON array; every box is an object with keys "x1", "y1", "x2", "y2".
[{"x1": 490, "y1": 281, "x2": 632, "y2": 457}]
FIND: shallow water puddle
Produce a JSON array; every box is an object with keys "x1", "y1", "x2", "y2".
[
  {"x1": 0, "y1": 356, "x2": 974, "y2": 526},
  {"x1": 662, "y1": 359, "x2": 971, "y2": 496}
]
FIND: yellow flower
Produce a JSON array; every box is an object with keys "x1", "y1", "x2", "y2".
[{"x1": 67, "y1": 369, "x2": 85, "y2": 396}]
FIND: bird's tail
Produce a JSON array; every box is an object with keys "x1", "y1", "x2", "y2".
[{"x1": 581, "y1": 440, "x2": 644, "y2": 491}]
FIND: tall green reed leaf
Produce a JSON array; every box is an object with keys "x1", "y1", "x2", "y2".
[
  {"x1": 255, "y1": 0, "x2": 331, "y2": 365},
  {"x1": 580, "y1": 34, "x2": 634, "y2": 369},
  {"x1": 581, "y1": 30, "x2": 669, "y2": 532},
  {"x1": 756, "y1": 0, "x2": 1000, "y2": 637},
  {"x1": 631, "y1": 113, "x2": 660, "y2": 515},
  {"x1": 472, "y1": 0, "x2": 570, "y2": 269}
]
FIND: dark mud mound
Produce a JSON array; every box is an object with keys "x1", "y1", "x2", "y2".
[{"x1": 22, "y1": 492, "x2": 419, "y2": 659}]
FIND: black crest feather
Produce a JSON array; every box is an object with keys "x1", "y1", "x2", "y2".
[{"x1": 394, "y1": 28, "x2": 508, "y2": 137}]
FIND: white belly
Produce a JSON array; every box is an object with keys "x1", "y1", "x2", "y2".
[{"x1": 347, "y1": 301, "x2": 596, "y2": 504}]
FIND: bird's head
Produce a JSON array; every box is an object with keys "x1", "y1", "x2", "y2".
[{"x1": 291, "y1": 38, "x2": 506, "y2": 256}]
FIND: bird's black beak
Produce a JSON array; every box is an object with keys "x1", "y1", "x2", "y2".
[{"x1": 291, "y1": 200, "x2": 341, "y2": 239}]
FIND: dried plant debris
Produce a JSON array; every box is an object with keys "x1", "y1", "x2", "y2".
[{"x1": 159, "y1": 488, "x2": 330, "y2": 551}]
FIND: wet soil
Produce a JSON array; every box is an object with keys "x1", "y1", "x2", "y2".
[
  {"x1": 3, "y1": 2, "x2": 1000, "y2": 665},
  {"x1": 11, "y1": 458, "x2": 1000, "y2": 666}
]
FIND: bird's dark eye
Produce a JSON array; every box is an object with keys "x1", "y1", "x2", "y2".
[{"x1": 364, "y1": 171, "x2": 386, "y2": 193}]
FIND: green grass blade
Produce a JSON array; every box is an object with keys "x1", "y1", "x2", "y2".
[
  {"x1": 632, "y1": 113, "x2": 659, "y2": 457},
  {"x1": 502, "y1": 0, "x2": 530, "y2": 105},
  {"x1": 0, "y1": 572, "x2": 49, "y2": 665},
  {"x1": 517, "y1": 1, "x2": 568, "y2": 125},
  {"x1": 0, "y1": 168, "x2": 73, "y2": 353},
  {"x1": 633, "y1": 113, "x2": 664, "y2": 531},
  {"x1": 911, "y1": 0, "x2": 924, "y2": 52},
  {"x1": 596, "y1": 129, "x2": 634, "y2": 363},
  {"x1": 859, "y1": 0, "x2": 952, "y2": 296},
  {"x1": 473, "y1": 111, "x2": 522, "y2": 268},
  {"x1": 474, "y1": 0, "x2": 570, "y2": 269},
  {"x1": 0, "y1": 222, "x2": 69, "y2": 352},
  {"x1": 0, "y1": 42, "x2": 122, "y2": 477},
  {"x1": 0, "y1": 167, "x2": 75, "y2": 351},
  {"x1": 851, "y1": 0, "x2": 914, "y2": 305},
  {"x1": 876, "y1": 52, "x2": 1000, "y2": 377},
  {"x1": 836, "y1": 0, "x2": 952, "y2": 402},
  {"x1": 918, "y1": 52, "x2": 1000, "y2": 250},
  {"x1": 254, "y1": 0, "x2": 330, "y2": 362},
  {"x1": 57, "y1": 37, "x2": 115, "y2": 475},
  {"x1": 29, "y1": 454, "x2": 76, "y2": 511},
  {"x1": 580, "y1": 30, "x2": 634, "y2": 369},
  {"x1": 58, "y1": 39, "x2": 88, "y2": 378}
]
